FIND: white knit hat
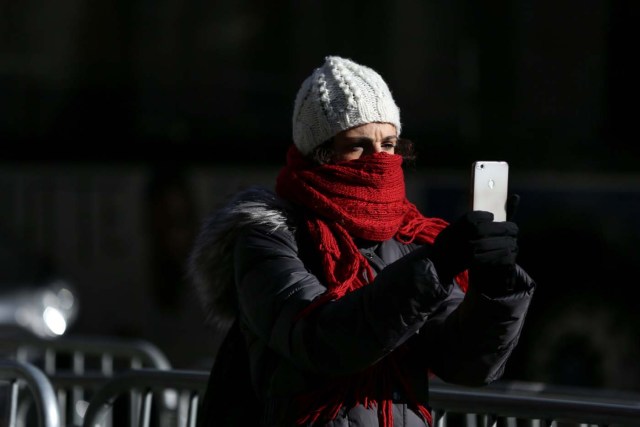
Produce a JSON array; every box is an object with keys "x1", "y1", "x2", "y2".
[{"x1": 292, "y1": 55, "x2": 401, "y2": 155}]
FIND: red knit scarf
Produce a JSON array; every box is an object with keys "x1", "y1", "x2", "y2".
[{"x1": 275, "y1": 145, "x2": 468, "y2": 427}]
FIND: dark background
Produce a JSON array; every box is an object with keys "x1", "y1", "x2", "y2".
[
  {"x1": 2, "y1": 1, "x2": 637, "y2": 170},
  {"x1": 1, "y1": 0, "x2": 639, "y2": 392}
]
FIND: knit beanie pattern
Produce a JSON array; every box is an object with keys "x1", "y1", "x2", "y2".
[{"x1": 292, "y1": 56, "x2": 402, "y2": 156}]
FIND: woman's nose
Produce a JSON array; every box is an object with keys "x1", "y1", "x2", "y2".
[{"x1": 370, "y1": 143, "x2": 383, "y2": 154}]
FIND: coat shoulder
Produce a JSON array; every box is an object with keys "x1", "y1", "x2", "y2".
[{"x1": 187, "y1": 186, "x2": 297, "y2": 326}]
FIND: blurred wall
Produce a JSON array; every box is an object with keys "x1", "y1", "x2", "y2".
[
  {"x1": 1, "y1": 0, "x2": 640, "y2": 389},
  {"x1": 1, "y1": 0, "x2": 637, "y2": 170},
  {"x1": 0, "y1": 164, "x2": 279, "y2": 368}
]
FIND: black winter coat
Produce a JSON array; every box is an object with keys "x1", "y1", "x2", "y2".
[{"x1": 189, "y1": 187, "x2": 536, "y2": 427}]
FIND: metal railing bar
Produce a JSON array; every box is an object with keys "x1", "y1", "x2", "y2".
[
  {"x1": 0, "y1": 359, "x2": 61, "y2": 427},
  {"x1": 81, "y1": 369, "x2": 208, "y2": 427},
  {"x1": 430, "y1": 383, "x2": 640, "y2": 425},
  {"x1": 2, "y1": 335, "x2": 171, "y2": 370},
  {"x1": 188, "y1": 393, "x2": 199, "y2": 427}
]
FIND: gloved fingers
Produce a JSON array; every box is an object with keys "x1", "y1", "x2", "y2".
[
  {"x1": 464, "y1": 210, "x2": 495, "y2": 225},
  {"x1": 469, "y1": 236, "x2": 518, "y2": 252},
  {"x1": 471, "y1": 236, "x2": 518, "y2": 266},
  {"x1": 472, "y1": 249, "x2": 518, "y2": 265},
  {"x1": 473, "y1": 221, "x2": 519, "y2": 238},
  {"x1": 432, "y1": 210, "x2": 500, "y2": 283},
  {"x1": 471, "y1": 236, "x2": 518, "y2": 253},
  {"x1": 451, "y1": 211, "x2": 494, "y2": 229},
  {"x1": 434, "y1": 211, "x2": 492, "y2": 248},
  {"x1": 506, "y1": 193, "x2": 520, "y2": 222}
]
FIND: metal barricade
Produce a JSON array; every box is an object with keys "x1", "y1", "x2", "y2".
[
  {"x1": 0, "y1": 331, "x2": 172, "y2": 426},
  {"x1": 81, "y1": 369, "x2": 208, "y2": 427},
  {"x1": 79, "y1": 370, "x2": 640, "y2": 427},
  {"x1": 1, "y1": 333, "x2": 171, "y2": 373},
  {"x1": 0, "y1": 358, "x2": 62, "y2": 427},
  {"x1": 430, "y1": 379, "x2": 640, "y2": 427}
]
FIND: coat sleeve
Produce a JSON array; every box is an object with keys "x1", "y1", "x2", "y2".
[
  {"x1": 233, "y1": 223, "x2": 453, "y2": 375},
  {"x1": 412, "y1": 265, "x2": 536, "y2": 386}
]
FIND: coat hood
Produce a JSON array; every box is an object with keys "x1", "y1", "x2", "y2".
[{"x1": 187, "y1": 186, "x2": 295, "y2": 326}]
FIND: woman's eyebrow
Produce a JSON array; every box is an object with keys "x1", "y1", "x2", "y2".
[
  {"x1": 345, "y1": 135, "x2": 374, "y2": 142},
  {"x1": 346, "y1": 135, "x2": 397, "y2": 142}
]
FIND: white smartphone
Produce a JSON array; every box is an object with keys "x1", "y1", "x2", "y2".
[{"x1": 470, "y1": 161, "x2": 509, "y2": 221}]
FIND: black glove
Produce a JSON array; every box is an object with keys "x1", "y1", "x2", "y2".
[
  {"x1": 469, "y1": 220, "x2": 519, "y2": 268},
  {"x1": 506, "y1": 193, "x2": 520, "y2": 222},
  {"x1": 469, "y1": 194, "x2": 521, "y2": 296},
  {"x1": 431, "y1": 210, "x2": 494, "y2": 284}
]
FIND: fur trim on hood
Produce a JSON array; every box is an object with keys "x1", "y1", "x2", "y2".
[{"x1": 187, "y1": 186, "x2": 295, "y2": 327}]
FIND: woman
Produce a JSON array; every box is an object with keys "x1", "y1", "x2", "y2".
[{"x1": 189, "y1": 55, "x2": 536, "y2": 427}]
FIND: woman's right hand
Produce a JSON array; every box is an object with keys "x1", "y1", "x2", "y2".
[{"x1": 430, "y1": 211, "x2": 495, "y2": 283}]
